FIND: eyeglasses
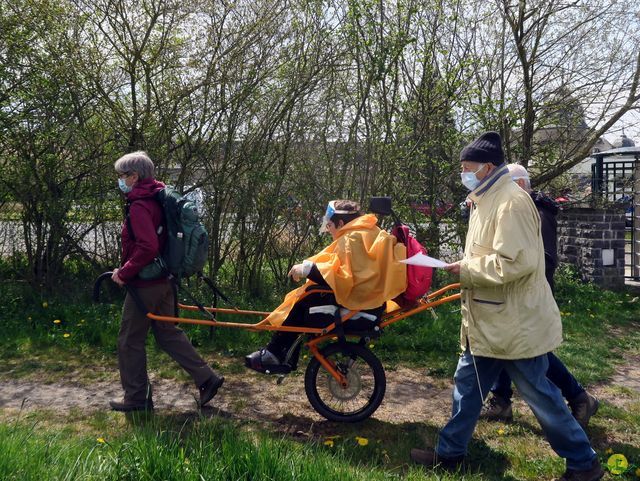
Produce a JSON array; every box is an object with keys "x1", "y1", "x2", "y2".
[{"x1": 117, "y1": 172, "x2": 131, "y2": 179}]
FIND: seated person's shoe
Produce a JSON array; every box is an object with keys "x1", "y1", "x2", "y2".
[
  {"x1": 245, "y1": 348, "x2": 291, "y2": 374},
  {"x1": 109, "y1": 397, "x2": 154, "y2": 412},
  {"x1": 410, "y1": 447, "x2": 464, "y2": 471},
  {"x1": 199, "y1": 375, "x2": 224, "y2": 407},
  {"x1": 480, "y1": 393, "x2": 513, "y2": 422}
]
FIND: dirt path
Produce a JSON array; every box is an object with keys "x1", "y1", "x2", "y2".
[
  {"x1": 1, "y1": 358, "x2": 639, "y2": 426},
  {"x1": 0, "y1": 366, "x2": 453, "y2": 426}
]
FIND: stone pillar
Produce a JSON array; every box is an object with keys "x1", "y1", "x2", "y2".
[
  {"x1": 634, "y1": 159, "x2": 640, "y2": 279},
  {"x1": 557, "y1": 206, "x2": 626, "y2": 289}
]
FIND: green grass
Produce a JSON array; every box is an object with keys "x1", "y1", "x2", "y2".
[
  {"x1": 2, "y1": 399, "x2": 639, "y2": 481},
  {"x1": 1, "y1": 412, "x2": 507, "y2": 481},
  {"x1": 0, "y1": 414, "x2": 404, "y2": 481}
]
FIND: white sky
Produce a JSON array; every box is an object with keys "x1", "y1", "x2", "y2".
[{"x1": 608, "y1": 110, "x2": 640, "y2": 144}]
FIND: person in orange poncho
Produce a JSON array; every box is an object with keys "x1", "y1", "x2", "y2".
[{"x1": 245, "y1": 200, "x2": 407, "y2": 373}]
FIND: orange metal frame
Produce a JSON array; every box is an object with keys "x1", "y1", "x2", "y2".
[{"x1": 147, "y1": 283, "x2": 461, "y2": 386}]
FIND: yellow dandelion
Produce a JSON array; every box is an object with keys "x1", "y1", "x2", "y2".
[
  {"x1": 53, "y1": 319, "x2": 61, "y2": 324},
  {"x1": 635, "y1": 467, "x2": 640, "y2": 477},
  {"x1": 355, "y1": 436, "x2": 369, "y2": 446},
  {"x1": 369, "y1": 344, "x2": 375, "y2": 349},
  {"x1": 184, "y1": 458, "x2": 190, "y2": 464},
  {"x1": 80, "y1": 319, "x2": 85, "y2": 323},
  {"x1": 607, "y1": 453, "x2": 628, "y2": 475},
  {"x1": 324, "y1": 439, "x2": 334, "y2": 447},
  {"x1": 97, "y1": 437, "x2": 106, "y2": 443},
  {"x1": 63, "y1": 333, "x2": 70, "y2": 338},
  {"x1": 42, "y1": 302, "x2": 48, "y2": 308},
  {"x1": 497, "y1": 428, "x2": 505, "y2": 435}
]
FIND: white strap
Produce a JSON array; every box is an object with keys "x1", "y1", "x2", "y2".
[
  {"x1": 339, "y1": 308, "x2": 377, "y2": 322},
  {"x1": 308, "y1": 305, "x2": 338, "y2": 315}
]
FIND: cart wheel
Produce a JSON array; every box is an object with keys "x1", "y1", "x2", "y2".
[{"x1": 304, "y1": 342, "x2": 385, "y2": 423}]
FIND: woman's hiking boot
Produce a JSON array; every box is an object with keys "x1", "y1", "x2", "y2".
[
  {"x1": 109, "y1": 397, "x2": 154, "y2": 412},
  {"x1": 198, "y1": 375, "x2": 225, "y2": 407}
]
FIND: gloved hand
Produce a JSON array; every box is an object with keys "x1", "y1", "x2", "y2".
[{"x1": 288, "y1": 260, "x2": 313, "y2": 282}]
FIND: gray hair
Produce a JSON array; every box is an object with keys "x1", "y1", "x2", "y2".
[
  {"x1": 114, "y1": 151, "x2": 155, "y2": 179},
  {"x1": 507, "y1": 163, "x2": 531, "y2": 190}
]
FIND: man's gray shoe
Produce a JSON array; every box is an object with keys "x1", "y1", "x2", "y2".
[
  {"x1": 410, "y1": 447, "x2": 464, "y2": 470},
  {"x1": 480, "y1": 394, "x2": 513, "y2": 422},
  {"x1": 554, "y1": 458, "x2": 604, "y2": 481}
]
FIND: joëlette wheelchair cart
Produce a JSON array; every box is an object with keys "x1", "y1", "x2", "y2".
[{"x1": 93, "y1": 198, "x2": 461, "y2": 423}]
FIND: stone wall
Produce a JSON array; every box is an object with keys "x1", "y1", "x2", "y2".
[{"x1": 557, "y1": 206, "x2": 626, "y2": 289}]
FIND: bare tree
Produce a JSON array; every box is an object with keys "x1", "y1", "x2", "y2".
[{"x1": 454, "y1": 0, "x2": 640, "y2": 184}]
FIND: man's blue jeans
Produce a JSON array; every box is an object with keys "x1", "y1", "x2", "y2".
[
  {"x1": 491, "y1": 351, "x2": 585, "y2": 402},
  {"x1": 437, "y1": 349, "x2": 596, "y2": 471}
]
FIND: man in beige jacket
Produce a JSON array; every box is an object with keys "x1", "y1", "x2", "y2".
[{"x1": 410, "y1": 132, "x2": 603, "y2": 481}]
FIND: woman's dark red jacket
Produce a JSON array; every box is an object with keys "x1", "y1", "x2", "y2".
[{"x1": 118, "y1": 178, "x2": 168, "y2": 287}]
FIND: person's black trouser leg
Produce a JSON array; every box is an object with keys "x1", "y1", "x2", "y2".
[
  {"x1": 266, "y1": 289, "x2": 336, "y2": 364},
  {"x1": 546, "y1": 352, "x2": 584, "y2": 401},
  {"x1": 490, "y1": 369, "x2": 514, "y2": 401},
  {"x1": 490, "y1": 352, "x2": 584, "y2": 403}
]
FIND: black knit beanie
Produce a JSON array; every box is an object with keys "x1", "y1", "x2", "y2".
[{"x1": 459, "y1": 131, "x2": 504, "y2": 165}]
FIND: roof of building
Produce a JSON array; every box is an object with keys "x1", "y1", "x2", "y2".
[
  {"x1": 591, "y1": 146, "x2": 640, "y2": 158},
  {"x1": 612, "y1": 134, "x2": 636, "y2": 148}
]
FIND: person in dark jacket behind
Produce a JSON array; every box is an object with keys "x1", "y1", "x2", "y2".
[
  {"x1": 481, "y1": 163, "x2": 599, "y2": 428},
  {"x1": 109, "y1": 151, "x2": 224, "y2": 412}
]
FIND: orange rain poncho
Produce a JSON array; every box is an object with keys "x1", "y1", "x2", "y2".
[{"x1": 265, "y1": 214, "x2": 407, "y2": 326}]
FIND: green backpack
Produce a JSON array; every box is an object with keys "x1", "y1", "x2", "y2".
[{"x1": 128, "y1": 186, "x2": 209, "y2": 280}]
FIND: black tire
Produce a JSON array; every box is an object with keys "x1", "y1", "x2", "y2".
[{"x1": 304, "y1": 342, "x2": 386, "y2": 422}]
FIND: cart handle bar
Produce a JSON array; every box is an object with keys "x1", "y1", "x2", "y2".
[{"x1": 148, "y1": 283, "x2": 461, "y2": 335}]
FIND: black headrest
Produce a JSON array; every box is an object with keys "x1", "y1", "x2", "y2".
[{"x1": 368, "y1": 197, "x2": 392, "y2": 216}]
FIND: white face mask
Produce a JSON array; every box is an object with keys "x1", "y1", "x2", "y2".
[
  {"x1": 460, "y1": 164, "x2": 486, "y2": 191},
  {"x1": 118, "y1": 178, "x2": 133, "y2": 193}
]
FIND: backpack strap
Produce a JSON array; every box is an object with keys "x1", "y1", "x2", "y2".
[
  {"x1": 125, "y1": 197, "x2": 166, "y2": 245},
  {"x1": 125, "y1": 200, "x2": 136, "y2": 242}
]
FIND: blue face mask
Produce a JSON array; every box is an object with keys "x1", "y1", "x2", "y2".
[
  {"x1": 460, "y1": 164, "x2": 486, "y2": 191},
  {"x1": 118, "y1": 178, "x2": 133, "y2": 194}
]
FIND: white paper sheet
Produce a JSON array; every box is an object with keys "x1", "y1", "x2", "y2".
[{"x1": 400, "y1": 252, "x2": 449, "y2": 268}]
